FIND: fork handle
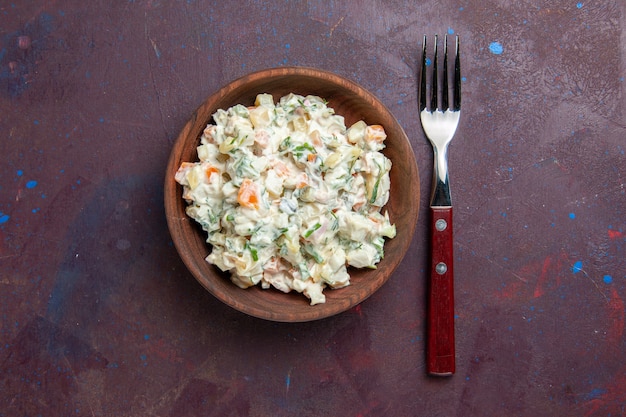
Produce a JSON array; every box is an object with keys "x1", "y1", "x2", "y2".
[{"x1": 427, "y1": 206, "x2": 455, "y2": 376}]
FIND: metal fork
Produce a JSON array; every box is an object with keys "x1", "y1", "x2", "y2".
[{"x1": 419, "y1": 34, "x2": 461, "y2": 376}]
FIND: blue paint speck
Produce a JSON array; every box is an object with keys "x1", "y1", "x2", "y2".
[
  {"x1": 425, "y1": 57, "x2": 432, "y2": 67},
  {"x1": 586, "y1": 388, "x2": 606, "y2": 400},
  {"x1": 489, "y1": 41, "x2": 503, "y2": 55},
  {"x1": 144, "y1": 334, "x2": 150, "y2": 340},
  {"x1": 447, "y1": 28, "x2": 455, "y2": 35},
  {"x1": 285, "y1": 43, "x2": 290, "y2": 49},
  {"x1": 603, "y1": 275, "x2": 613, "y2": 284},
  {"x1": 285, "y1": 374, "x2": 291, "y2": 388},
  {"x1": 569, "y1": 212, "x2": 576, "y2": 219},
  {"x1": 17, "y1": 170, "x2": 23, "y2": 177},
  {"x1": 26, "y1": 180, "x2": 38, "y2": 189},
  {"x1": 0, "y1": 213, "x2": 9, "y2": 224},
  {"x1": 577, "y1": 2, "x2": 583, "y2": 9},
  {"x1": 572, "y1": 261, "x2": 583, "y2": 274}
]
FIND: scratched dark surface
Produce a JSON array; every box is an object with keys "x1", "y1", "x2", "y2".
[{"x1": 1, "y1": 1, "x2": 625, "y2": 416}]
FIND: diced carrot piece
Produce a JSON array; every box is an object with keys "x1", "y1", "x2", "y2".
[
  {"x1": 295, "y1": 173, "x2": 308, "y2": 189},
  {"x1": 205, "y1": 166, "x2": 219, "y2": 183},
  {"x1": 238, "y1": 178, "x2": 260, "y2": 209},
  {"x1": 307, "y1": 153, "x2": 317, "y2": 163},
  {"x1": 365, "y1": 125, "x2": 386, "y2": 143}
]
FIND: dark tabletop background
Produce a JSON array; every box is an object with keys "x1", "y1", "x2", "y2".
[{"x1": 1, "y1": 1, "x2": 625, "y2": 416}]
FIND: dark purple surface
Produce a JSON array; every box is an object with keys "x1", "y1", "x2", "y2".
[{"x1": 1, "y1": 1, "x2": 625, "y2": 416}]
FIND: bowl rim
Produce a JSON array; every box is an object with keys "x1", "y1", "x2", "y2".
[{"x1": 164, "y1": 66, "x2": 419, "y2": 322}]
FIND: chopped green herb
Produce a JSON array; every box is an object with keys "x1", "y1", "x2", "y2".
[{"x1": 304, "y1": 222, "x2": 322, "y2": 238}]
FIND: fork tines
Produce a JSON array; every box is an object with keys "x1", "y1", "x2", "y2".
[{"x1": 420, "y1": 34, "x2": 461, "y2": 113}]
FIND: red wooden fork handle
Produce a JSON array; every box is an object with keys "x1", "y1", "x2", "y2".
[{"x1": 427, "y1": 206, "x2": 455, "y2": 376}]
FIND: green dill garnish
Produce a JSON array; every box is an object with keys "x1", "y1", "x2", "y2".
[{"x1": 304, "y1": 222, "x2": 322, "y2": 238}]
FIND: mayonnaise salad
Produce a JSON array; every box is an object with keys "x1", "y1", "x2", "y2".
[{"x1": 175, "y1": 93, "x2": 396, "y2": 305}]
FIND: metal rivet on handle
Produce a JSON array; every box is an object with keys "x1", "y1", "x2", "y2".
[
  {"x1": 435, "y1": 219, "x2": 447, "y2": 231},
  {"x1": 435, "y1": 262, "x2": 447, "y2": 275}
]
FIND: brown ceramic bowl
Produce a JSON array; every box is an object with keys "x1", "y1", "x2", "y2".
[{"x1": 164, "y1": 67, "x2": 419, "y2": 322}]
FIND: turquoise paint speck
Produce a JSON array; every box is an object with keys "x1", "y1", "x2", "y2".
[
  {"x1": 448, "y1": 28, "x2": 455, "y2": 35},
  {"x1": 489, "y1": 41, "x2": 503, "y2": 55},
  {"x1": 577, "y1": 2, "x2": 583, "y2": 8},
  {"x1": 17, "y1": 170, "x2": 23, "y2": 176},
  {"x1": 569, "y1": 212, "x2": 576, "y2": 219},
  {"x1": 26, "y1": 180, "x2": 38, "y2": 189},
  {"x1": 572, "y1": 261, "x2": 583, "y2": 274},
  {"x1": 603, "y1": 275, "x2": 613, "y2": 284}
]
